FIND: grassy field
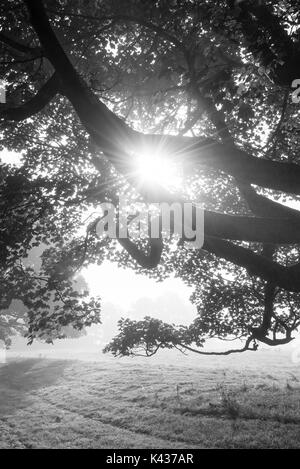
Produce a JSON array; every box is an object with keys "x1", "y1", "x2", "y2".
[{"x1": 1, "y1": 354, "x2": 300, "y2": 448}]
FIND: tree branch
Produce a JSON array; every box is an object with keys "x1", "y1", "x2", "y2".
[
  {"x1": 236, "y1": 182, "x2": 300, "y2": 220},
  {"x1": 23, "y1": 0, "x2": 300, "y2": 196},
  {"x1": 202, "y1": 236, "x2": 300, "y2": 292},
  {"x1": 0, "y1": 73, "x2": 60, "y2": 121},
  {"x1": 0, "y1": 31, "x2": 41, "y2": 56},
  {"x1": 177, "y1": 335, "x2": 256, "y2": 355},
  {"x1": 118, "y1": 237, "x2": 163, "y2": 269}
]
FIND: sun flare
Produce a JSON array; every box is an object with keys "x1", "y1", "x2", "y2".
[{"x1": 135, "y1": 149, "x2": 182, "y2": 190}]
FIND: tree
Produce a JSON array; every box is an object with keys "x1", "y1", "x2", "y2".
[{"x1": 1, "y1": 0, "x2": 300, "y2": 356}]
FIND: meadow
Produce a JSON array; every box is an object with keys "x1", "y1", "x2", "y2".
[{"x1": 0, "y1": 351, "x2": 300, "y2": 449}]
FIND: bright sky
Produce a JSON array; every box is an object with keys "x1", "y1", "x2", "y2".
[
  {"x1": 0, "y1": 149, "x2": 23, "y2": 166},
  {"x1": 82, "y1": 261, "x2": 194, "y2": 320}
]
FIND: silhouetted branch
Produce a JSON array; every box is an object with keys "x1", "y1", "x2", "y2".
[
  {"x1": 176, "y1": 336, "x2": 257, "y2": 355},
  {"x1": 1, "y1": 73, "x2": 59, "y2": 121}
]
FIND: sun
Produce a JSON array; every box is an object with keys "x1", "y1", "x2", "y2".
[{"x1": 135, "y1": 148, "x2": 182, "y2": 190}]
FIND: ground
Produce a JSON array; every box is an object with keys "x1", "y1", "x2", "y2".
[{"x1": 0, "y1": 352, "x2": 300, "y2": 449}]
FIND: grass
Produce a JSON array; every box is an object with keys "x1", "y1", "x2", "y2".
[{"x1": 1, "y1": 356, "x2": 300, "y2": 448}]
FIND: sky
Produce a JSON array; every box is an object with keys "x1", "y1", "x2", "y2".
[{"x1": 82, "y1": 261, "x2": 193, "y2": 313}]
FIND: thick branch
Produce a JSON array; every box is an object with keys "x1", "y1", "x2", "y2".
[
  {"x1": 203, "y1": 237, "x2": 300, "y2": 292},
  {"x1": 118, "y1": 237, "x2": 163, "y2": 269},
  {"x1": 237, "y1": 182, "x2": 300, "y2": 220},
  {"x1": 203, "y1": 210, "x2": 300, "y2": 244},
  {"x1": 23, "y1": 0, "x2": 300, "y2": 196},
  {"x1": 0, "y1": 73, "x2": 59, "y2": 121},
  {"x1": 0, "y1": 32, "x2": 41, "y2": 56}
]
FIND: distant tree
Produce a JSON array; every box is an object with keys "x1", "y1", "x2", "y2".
[{"x1": 1, "y1": 0, "x2": 300, "y2": 355}]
